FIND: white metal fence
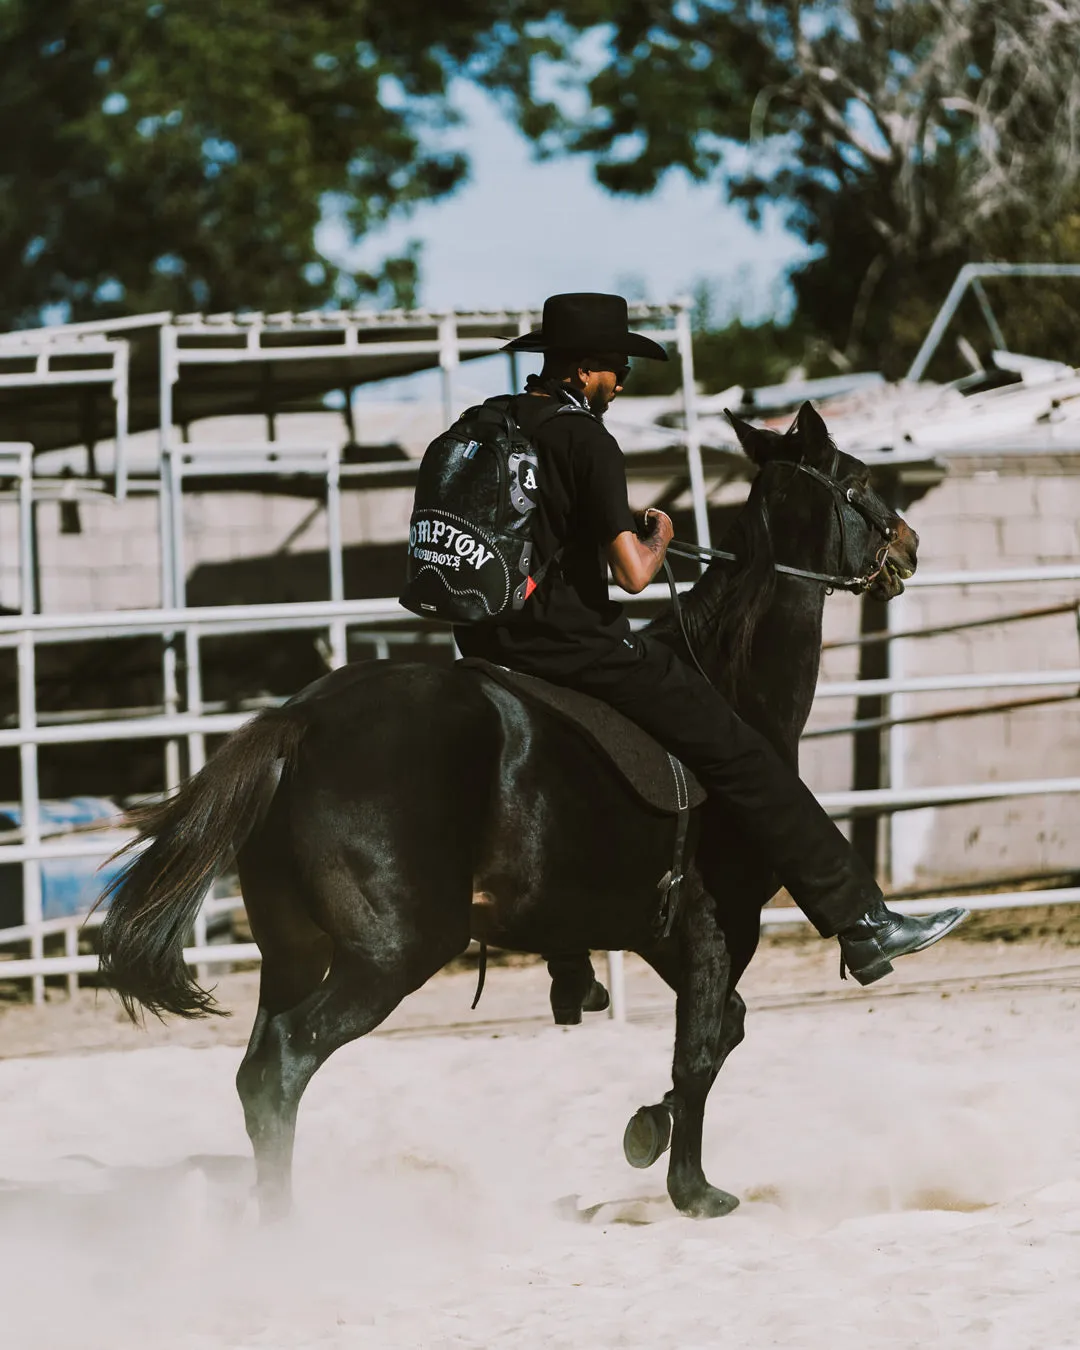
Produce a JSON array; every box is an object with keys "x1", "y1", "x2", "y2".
[{"x1": 0, "y1": 560, "x2": 1077, "y2": 1008}]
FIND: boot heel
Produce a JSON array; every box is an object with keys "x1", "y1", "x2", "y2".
[{"x1": 849, "y1": 954, "x2": 893, "y2": 986}]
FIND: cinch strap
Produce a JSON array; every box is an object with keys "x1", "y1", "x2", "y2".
[{"x1": 656, "y1": 753, "x2": 692, "y2": 940}]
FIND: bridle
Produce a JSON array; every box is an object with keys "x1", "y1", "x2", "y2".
[
  {"x1": 666, "y1": 453, "x2": 897, "y2": 596},
  {"x1": 659, "y1": 452, "x2": 899, "y2": 683}
]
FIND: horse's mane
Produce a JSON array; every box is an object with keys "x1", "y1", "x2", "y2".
[{"x1": 646, "y1": 474, "x2": 777, "y2": 698}]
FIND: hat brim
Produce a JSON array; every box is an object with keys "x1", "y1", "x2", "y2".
[{"x1": 502, "y1": 329, "x2": 669, "y2": 361}]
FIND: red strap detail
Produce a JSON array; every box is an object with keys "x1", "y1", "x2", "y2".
[{"x1": 523, "y1": 575, "x2": 537, "y2": 600}]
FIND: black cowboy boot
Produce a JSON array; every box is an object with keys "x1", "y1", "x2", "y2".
[
  {"x1": 545, "y1": 953, "x2": 610, "y2": 1025},
  {"x1": 838, "y1": 901, "x2": 969, "y2": 986}
]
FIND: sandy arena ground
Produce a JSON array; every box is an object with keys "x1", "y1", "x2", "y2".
[{"x1": 1, "y1": 921, "x2": 1078, "y2": 1349}]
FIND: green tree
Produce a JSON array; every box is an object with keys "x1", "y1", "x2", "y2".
[
  {"x1": 0, "y1": 0, "x2": 561, "y2": 327},
  {"x1": 524, "y1": 2, "x2": 1080, "y2": 378}
]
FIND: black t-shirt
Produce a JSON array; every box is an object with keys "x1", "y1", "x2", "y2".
[{"x1": 454, "y1": 382, "x2": 637, "y2": 675}]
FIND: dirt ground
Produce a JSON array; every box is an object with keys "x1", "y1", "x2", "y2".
[
  {"x1": 2, "y1": 903, "x2": 1079, "y2": 1060},
  {"x1": 2, "y1": 907, "x2": 1079, "y2": 1350}
]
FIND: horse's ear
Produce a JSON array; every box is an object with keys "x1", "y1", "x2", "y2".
[
  {"x1": 794, "y1": 401, "x2": 831, "y2": 458},
  {"x1": 724, "y1": 409, "x2": 780, "y2": 466}
]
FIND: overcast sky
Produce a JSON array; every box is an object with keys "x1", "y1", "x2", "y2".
[{"x1": 329, "y1": 84, "x2": 807, "y2": 325}]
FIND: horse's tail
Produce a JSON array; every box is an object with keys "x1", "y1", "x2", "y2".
[{"x1": 98, "y1": 705, "x2": 307, "y2": 1022}]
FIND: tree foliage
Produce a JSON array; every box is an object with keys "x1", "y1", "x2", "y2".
[
  {"x1": 0, "y1": 0, "x2": 559, "y2": 327},
  {"x1": 529, "y1": 2, "x2": 1080, "y2": 377},
  {"x1": 13, "y1": 2, "x2": 1080, "y2": 378}
]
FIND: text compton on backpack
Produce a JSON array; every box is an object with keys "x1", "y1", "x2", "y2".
[{"x1": 408, "y1": 516, "x2": 496, "y2": 573}]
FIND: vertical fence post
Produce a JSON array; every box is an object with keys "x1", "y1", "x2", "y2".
[
  {"x1": 675, "y1": 304, "x2": 711, "y2": 552},
  {"x1": 887, "y1": 590, "x2": 911, "y2": 887},
  {"x1": 159, "y1": 326, "x2": 182, "y2": 793},
  {"x1": 184, "y1": 621, "x2": 210, "y2": 975},
  {"x1": 16, "y1": 447, "x2": 43, "y2": 1002},
  {"x1": 113, "y1": 340, "x2": 130, "y2": 501},
  {"x1": 184, "y1": 624, "x2": 206, "y2": 778},
  {"x1": 326, "y1": 444, "x2": 347, "y2": 669},
  {"x1": 18, "y1": 635, "x2": 42, "y2": 1004},
  {"x1": 65, "y1": 924, "x2": 78, "y2": 998},
  {"x1": 606, "y1": 949, "x2": 626, "y2": 1022},
  {"x1": 438, "y1": 314, "x2": 459, "y2": 429},
  {"x1": 850, "y1": 593, "x2": 890, "y2": 873}
]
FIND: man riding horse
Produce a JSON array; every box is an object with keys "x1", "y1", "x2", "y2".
[{"x1": 454, "y1": 292, "x2": 967, "y2": 1019}]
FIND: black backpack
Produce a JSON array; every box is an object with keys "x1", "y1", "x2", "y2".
[{"x1": 399, "y1": 394, "x2": 588, "y2": 624}]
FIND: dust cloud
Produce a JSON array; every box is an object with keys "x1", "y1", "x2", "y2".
[{"x1": 1, "y1": 986, "x2": 1077, "y2": 1348}]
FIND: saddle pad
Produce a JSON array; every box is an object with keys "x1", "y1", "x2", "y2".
[{"x1": 459, "y1": 658, "x2": 706, "y2": 816}]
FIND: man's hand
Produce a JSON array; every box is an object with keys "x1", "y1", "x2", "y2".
[
  {"x1": 607, "y1": 508, "x2": 674, "y2": 594},
  {"x1": 634, "y1": 507, "x2": 674, "y2": 542}
]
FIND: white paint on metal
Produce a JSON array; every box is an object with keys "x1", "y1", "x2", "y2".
[
  {"x1": 606, "y1": 949, "x2": 626, "y2": 1022},
  {"x1": 762, "y1": 887, "x2": 1080, "y2": 925},
  {"x1": 675, "y1": 305, "x2": 711, "y2": 552},
  {"x1": 821, "y1": 777, "x2": 1080, "y2": 814}
]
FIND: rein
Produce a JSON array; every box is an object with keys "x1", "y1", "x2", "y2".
[
  {"x1": 666, "y1": 540, "x2": 879, "y2": 594},
  {"x1": 658, "y1": 456, "x2": 897, "y2": 684}
]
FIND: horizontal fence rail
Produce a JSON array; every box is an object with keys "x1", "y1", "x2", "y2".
[
  {"x1": 4, "y1": 889, "x2": 1080, "y2": 983},
  {"x1": 804, "y1": 690, "x2": 1079, "y2": 739},
  {"x1": 759, "y1": 887, "x2": 1080, "y2": 926},
  {"x1": 822, "y1": 600, "x2": 1080, "y2": 649},
  {"x1": 820, "y1": 777, "x2": 1080, "y2": 816}
]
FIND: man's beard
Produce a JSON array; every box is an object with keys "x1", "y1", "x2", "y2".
[{"x1": 586, "y1": 390, "x2": 610, "y2": 418}]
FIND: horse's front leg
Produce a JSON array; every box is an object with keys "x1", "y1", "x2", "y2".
[
  {"x1": 624, "y1": 940, "x2": 747, "y2": 1173},
  {"x1": 664, "y1": 873, "x2": 739, "y2": 1218}
]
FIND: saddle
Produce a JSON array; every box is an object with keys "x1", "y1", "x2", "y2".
[
  {"x1": 460, "y1": 657, "x2": 706, "y2": 958},
  {"x1": 458, "y1": 658, "x2": 705, "y2": 815}
]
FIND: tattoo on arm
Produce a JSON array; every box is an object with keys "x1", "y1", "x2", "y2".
[{"x1": 641, "y1": 508, "x2": 673, "y2": 575}]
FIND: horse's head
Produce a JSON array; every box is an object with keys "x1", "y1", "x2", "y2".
[{"x1": 725, "y1": 401, "x2": 918, "y2": 600}]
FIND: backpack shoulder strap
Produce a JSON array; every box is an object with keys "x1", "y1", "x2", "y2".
[
  {"x1": 509, "y1": 395, "x2": 596, "y2": 440},
  {"x1": 529, "y1": 400, "x2": 594, "y2": 431}
]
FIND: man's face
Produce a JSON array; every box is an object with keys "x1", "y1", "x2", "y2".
[{"x1": 578, "y1": 354, "x2": 630, "y2": 418}]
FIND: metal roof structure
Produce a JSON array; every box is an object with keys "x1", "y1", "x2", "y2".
[{"x1": 0, "y1": 303, "x2": 690, "y2": 468}]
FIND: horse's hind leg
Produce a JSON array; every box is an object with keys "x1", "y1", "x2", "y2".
[
  {"x1": 663, "y1": 872, "x2": 739, "y2": 1218},
  {"x1": 235, "y1": 834, "x2": 469, "y2": 1219},
  {"x1": 236, "y1": 948, "x2": 423, "y2": 1220},
  {"x1": 234, "y1": 837, "x2": 334, "y2": 1218}
]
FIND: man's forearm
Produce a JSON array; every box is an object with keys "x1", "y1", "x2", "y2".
[
  {"x1": 636, "y1": 510, "x2": 671, "y2": 581},
  {"x1": 608, "y1": 509, "x2": 674, "y2": 593}
]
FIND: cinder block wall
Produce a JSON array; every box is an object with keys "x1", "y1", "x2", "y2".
[
  {"x1": 806, "y1": 455, "x2": 1080, "y2": 890},
  {"x1": 2, "y1": 413, "x2": 420, "y2": 615}
]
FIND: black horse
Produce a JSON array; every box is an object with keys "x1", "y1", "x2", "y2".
[{"x1": 99, "y1": 402, "x2": 918, "y2": 1220}]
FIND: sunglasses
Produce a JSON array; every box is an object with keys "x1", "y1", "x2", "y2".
[{"x1": 586, "y1": 360, "x2": 631, "y2": 385}]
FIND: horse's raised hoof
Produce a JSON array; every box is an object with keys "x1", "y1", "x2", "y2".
[
  {"x1": 623, "y1": 1103, "x2": 672, "y2": 1169},
  {"x1": 670, "y1": 1182, "x2": 740, "y2": 1219}
]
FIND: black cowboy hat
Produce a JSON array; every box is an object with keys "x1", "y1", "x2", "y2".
[{"x1": 503, "y1": 292, "x2": 669, "y2": 361}]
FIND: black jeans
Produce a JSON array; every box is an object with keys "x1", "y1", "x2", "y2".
[{"x1": 507, "y1": 633, "x2": 880, "y2": 938}]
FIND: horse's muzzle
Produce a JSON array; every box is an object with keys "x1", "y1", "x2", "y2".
[{"x1": 872, "y1": 520, "x2": 919, "y2": 599}]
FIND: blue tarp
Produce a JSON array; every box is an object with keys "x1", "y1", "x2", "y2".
[{"x1": 0, "y1": 798, "x2": 132, "y2": 923}]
